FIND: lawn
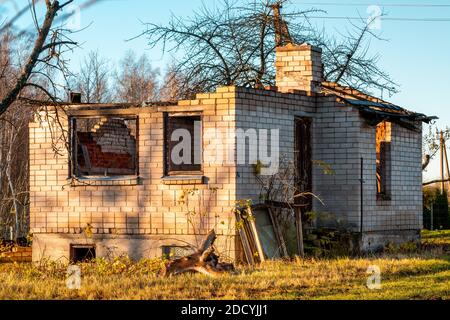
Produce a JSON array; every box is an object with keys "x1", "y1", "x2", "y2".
[{"x1": 0, "y1": 230, "x2": 449, "y2": 300}]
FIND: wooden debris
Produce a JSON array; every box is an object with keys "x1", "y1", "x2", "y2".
[
  {"x1": 266, "y1": 206, "x2": 289, "y2": 258},
  {"x1": 235, "y1": 206, "x2": 266, "y2": 264},
  {"x1": 251, "y1": 204, "x2": 289, "y2": 259},
  {"x1": 235, "y1": 211, "x2": 256, "y2": 265},
  {"x1": 295, "y1": 207, "x2": 305, "y2": 257},
  {"x1": 161, "y1": 229, "x2": 235, "y2": 277},
  {"x1": 264, "y1": 201, "x2": 304, "y2": 258}
]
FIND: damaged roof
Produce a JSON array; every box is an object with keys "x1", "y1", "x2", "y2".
[{"x1": 321, "y1": 81, "x2": 437, "y2": 131}]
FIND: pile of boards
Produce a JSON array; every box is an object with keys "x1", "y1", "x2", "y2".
[
  {"x1": 161, "y1": 202, "x2": 305, "y2": 276},
  {"x1": 235, "y1": 203, "x2": 291, "y2": 264}
]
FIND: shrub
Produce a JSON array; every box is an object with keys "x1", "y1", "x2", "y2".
[{"x1": 423, "y1": 188, "x2": 450, "y2": 230}]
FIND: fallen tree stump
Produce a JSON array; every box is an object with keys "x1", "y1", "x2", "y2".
[{"x1": 160, "y1": 229, "x2": 235, "y2": 277}]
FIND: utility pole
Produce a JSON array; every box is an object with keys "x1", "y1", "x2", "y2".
[
  {"x1": 269, "y1": 2, "x2": 293, "y2": 47},
  {"x1": 443, "y1": 137, "x2": 450, "y2": 192},
  {"x1": 440, "y1": 131, "x2": 445, "y2": 194}
]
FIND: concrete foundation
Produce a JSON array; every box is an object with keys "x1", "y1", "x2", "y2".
[
  {"x1": 32, "y1": 233, "x2": 236, "y2": 262},
  {"x1": 361, "y1": 230, "x2": 421, "y2": 252}
]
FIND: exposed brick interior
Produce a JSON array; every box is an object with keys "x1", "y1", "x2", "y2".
[
  {"x1": 376, "y1": 121, "x2": 392, "y2": 197},
  {"x1": 76, "y1": 118, "x2": 136, "y2": 175},
  {"x1": 92, "y1": 118, "x2": 136, "y2": 154}
]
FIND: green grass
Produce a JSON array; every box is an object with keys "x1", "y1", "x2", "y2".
[
  {"x1": 422, "y1": 229, "x2": 450, "y2": 247},
  {"x1": 0, "y1": 231, "x2": 449, "y2": 300}
]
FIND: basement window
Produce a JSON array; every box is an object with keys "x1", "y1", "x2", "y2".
[
  {"x1": 164, "y1": 113, "x2": 202, "y2": 176},
  {"x1": 70, "y1": 116, "x2": 138, "y2": 179},
  {"x1": 376, "y1": 121, "x2": 391, "y2": 200},
  {"x1": 70, "y1": 245, "x2": 96, "y2": 262}
]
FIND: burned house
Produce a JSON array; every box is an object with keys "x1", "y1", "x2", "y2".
[{"x1": 29, "y1": 43, "x2": 434, "y2": 262}]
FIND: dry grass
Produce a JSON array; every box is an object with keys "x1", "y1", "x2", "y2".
[{"x1": 0, "y1": 231, "x2": 449, "y2": 300}]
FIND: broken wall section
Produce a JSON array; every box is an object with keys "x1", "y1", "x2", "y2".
[{"x1": 75, "y1": 117, "x2": 137, "y2": 176}]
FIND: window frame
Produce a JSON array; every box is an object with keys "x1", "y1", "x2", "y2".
[
  {"x1": 376, "y1": 121, "x2": 392, "y2": 201},
  {"x1": 70, "y1": 244, "x2": 96, "y2": 262},
  {"x1": 163, "y1": 112, "x2": 203, "y2": 177},
  {"x1": 69, "y1": 115, "x2": 139, "y2": 180}
]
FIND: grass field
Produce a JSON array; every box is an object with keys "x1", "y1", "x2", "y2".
[{"x1": 0, "y1": 230, "x2": 449, "y2": 300}]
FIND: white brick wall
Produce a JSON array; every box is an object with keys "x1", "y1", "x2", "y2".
[
  {"x1": 30, "y1": 84, "x2": 424, "y2": 260},
  {"x1": 234, "y1": 90, "x2": 422, "y2": 236},
  {"x1": 29, "y1": 88, "x2": 239, "y2": 260},
  {"x1": 360, "y1": 122, "x2": 423, "y2": 232}
]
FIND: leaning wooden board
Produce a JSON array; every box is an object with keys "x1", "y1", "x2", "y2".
[
  {"x1": 235, "y1": 210, "x2": 255, "y2": 265},
  {"x1": 246, "y1": 207, "x2": 265, "y2": 263}
]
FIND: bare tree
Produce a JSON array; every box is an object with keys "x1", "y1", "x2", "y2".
[
  {"x1": 73, "y1": 50, "x2": 112, "y2": 103},
  {"x1": 159, "y1": 64, "x2": 190, "y2": 101},
  {"x1": 114, "y1": 50, "x2": 159, "y2": 104},
  {"x1": 0, "y1": 32, "x2": 33, "y2": 240},
  {"x1": 0, "y1": 0, "x2": 100, "y2": 241},
  {"x1": 422, "y1": 125, "x2": 443, "y2": 172},
  {"x1": 138, "y1": 0, "x2": 398, "y2": 98},
  {"x1": 0, "y1": 104, "x2": 31, "y2": 240},
  {"x1": 0, "y1": 0, "x2": 102, "y2": 115}
]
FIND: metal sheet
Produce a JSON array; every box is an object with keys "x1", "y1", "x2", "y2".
[{"x1": 253, "y1": 208, "x2": 282, "y2": 259}]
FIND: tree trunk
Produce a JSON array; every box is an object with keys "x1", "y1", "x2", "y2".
[
  {"x1": 6, "y1": 131, "x2": 20, "y2": 240},
  {"x1": 0, "y1": 1, "x2": 60, "y2": 116}
]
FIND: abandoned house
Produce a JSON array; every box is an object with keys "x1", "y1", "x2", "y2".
[{"x1": 29, "y1": 43, "x2": 434, "y2": 262}]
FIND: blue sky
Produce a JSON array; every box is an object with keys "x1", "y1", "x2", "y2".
[{"x1": 2, "y1": 0, "x2": 450, "y2": 180}]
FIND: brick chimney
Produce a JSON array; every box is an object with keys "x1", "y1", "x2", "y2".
[
  {"x1": 275, "y1": 43, "x2": 323, "y2": 93},
  {"x1": 69, "y1": 91, "x2": 82, "y2": 103}
]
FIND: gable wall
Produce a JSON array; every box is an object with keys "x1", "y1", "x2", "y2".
[{"x1": 359, "y1": 120, "x2": 423, "y2": 249}]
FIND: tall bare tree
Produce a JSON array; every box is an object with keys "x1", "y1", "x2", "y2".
[
  {"x1": 73, "y1": 50, "x2": 112, "y2": 103},
  {"x1": 138, "y1": 0, "x2": 398, "y2": 98},
  {"x1": 159, "y1": 64, "x2": 190, "y2": 102},
  {"x1": 0, "y1": 0, "x2": 101, "y2": 115},
  {"x1": 114, "y1": 50, "x2": 159, "y2": 104},
  {"x1": 0, "y1": 33, "x2": 34, "y2": 240},
  {"x1": 0, "y1": 0, "x2": 100, "y2": 240}
]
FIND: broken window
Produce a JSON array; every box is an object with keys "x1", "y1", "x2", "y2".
[
  {"x1": 164, "y1": 113, "x2": 202, "y2": 175},
  {"x1": 376, "y1": 121, "x2": 391, "y2": 199},
  {"x1": 70, "y1": 116, "x2": 138, "y2": 177}
]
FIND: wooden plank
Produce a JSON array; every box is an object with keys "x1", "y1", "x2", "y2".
[
  {"x1": 246, "y1": 207, "x2": 265, "y2": 263},
  {"x1": 235, "y1": 211, "x2": 255, "y2": 265},
  {"x1": 295, "y1": 207, "x2": 304, "y2": 258},
  {"x1": 80, "y1": 144, "x2": 91, "y2": 172},
  {"x1": 267, "y1": 206, "x2": 289, "y2": 258}
]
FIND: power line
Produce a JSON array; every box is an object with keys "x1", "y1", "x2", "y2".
[
  {"x1": 308, "y1": 16, "x2": 450, "y2": 21},
  {"x1": 298, "y1": 2, "x2": 450, "y2": 8}
]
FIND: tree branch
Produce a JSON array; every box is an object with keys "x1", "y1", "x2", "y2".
[
  {"x1": 0, "y1": 1, "x2": 61, "y2": 116},
  {"x1": 423, "y1": 178, "x2": 450, "y2": 187}
]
